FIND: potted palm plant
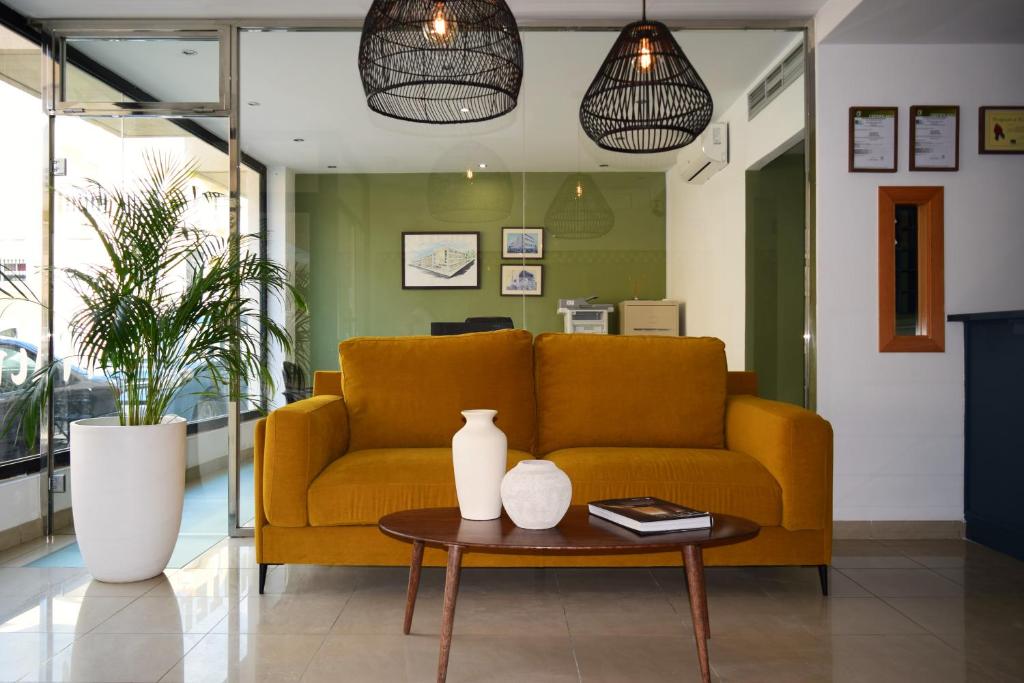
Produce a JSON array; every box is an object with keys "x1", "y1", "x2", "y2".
[{"x1": 1, "y1": 154, "x2": 301, "y2": 582}]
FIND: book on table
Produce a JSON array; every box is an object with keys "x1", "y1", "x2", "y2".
[{"x1": 587, "y1": 497, "x2": 712, "y2": 534}]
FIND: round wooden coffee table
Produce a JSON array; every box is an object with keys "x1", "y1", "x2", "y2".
[{"x1": 379, "y1": 506, "x2": 759, "y2": 683}]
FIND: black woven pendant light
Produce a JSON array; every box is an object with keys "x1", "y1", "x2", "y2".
[
  {"x1": 359, "y1": 0, "x2": 523, "y2": 124},
  {"x1": 545, "y1": 174, "x2": 615, "y2": 240},
  {"x1": 579, "y1": 1, "x2": 714, "y2": 153}
]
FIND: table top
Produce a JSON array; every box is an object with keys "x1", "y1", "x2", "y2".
[{"x1": 378, "y1": 506, "x2": 759, "y2": 552}]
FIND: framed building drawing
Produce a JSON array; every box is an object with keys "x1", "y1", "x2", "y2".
[
  {"x1": 500, "y1": 264, "x2": 543, "y2": 296},
  {"x1": 402, "y1": 232, "x2": 480, "y2": 289},
  {"x1": 501, "y1": 227, "x2": 544, "y2": 259}
]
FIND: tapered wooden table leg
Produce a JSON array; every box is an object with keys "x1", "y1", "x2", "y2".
[
  {"x1": 683, "y1": 544, "x2": 711, "y2": 683},
  {"x1": 437, "y1": 544, "x2": 464, "y2": 683},
  {"x1": 403, "y1": 540, "x2": 425, "y2": 635}
]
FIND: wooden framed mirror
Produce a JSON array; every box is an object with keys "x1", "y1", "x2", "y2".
[{"x1": 878, "y1": 186, "x2": 945, "y2": 352}]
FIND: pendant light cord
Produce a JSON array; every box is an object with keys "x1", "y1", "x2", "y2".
[{"x1": 642, "y1": 0, "x2": 647, "y2": 20}]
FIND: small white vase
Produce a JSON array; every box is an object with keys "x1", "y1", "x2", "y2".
[
  {"x1": 70, "y1": 416, "x2": 186, "y2": 582},
  {"x1": 452, "y1": 409, "x2": 507, "y2": 520},
  {"x1": 500, "y1": 460, "x2": 572, "y2": 530}
]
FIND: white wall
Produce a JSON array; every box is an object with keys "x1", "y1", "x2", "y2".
[
  {"x1": 666, "y1": 45, "x2": 805, "y2": 370},
  {"x1": 816, "y1": 43, "x2": 1024, "y2": 520}
]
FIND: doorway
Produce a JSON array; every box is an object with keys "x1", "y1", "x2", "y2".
[{"x1": 745, "y1": 140, "x2": 806, "y2": 405}]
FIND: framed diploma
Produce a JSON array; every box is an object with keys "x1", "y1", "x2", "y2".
[
  {"x1": 910, "y1": 105, "x2": 959, "y2": 171},
  {"x1": 850, "y1": 106, "x2": 898, "y2": 172},
  {"x1": 979, "y1": 106, "x2": 1024, "y2": 154}
]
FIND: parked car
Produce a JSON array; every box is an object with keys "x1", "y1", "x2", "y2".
[{"x1": 0, "y1": 336, "x2": 230, "y2": 463}]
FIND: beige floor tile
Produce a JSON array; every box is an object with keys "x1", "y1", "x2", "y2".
[
  {"x1": 554, "y1": 567, "x2": 661, "y2": 595},
  {"x1": 217, "y1": 594, "x2": 349, "y2": 635},
  {"x1": 260, "y1": 564, "x2": 361, "y2": 596},
  {"x1": 0, "y1": 632, "x2": 76, "y2": 682},
  {"x1": 832, "y1": 540, "x2": 923, "y2": 569},
  {"x1": 331, "y1": 587, "x2": 442, "y2": 636},
  {"x1": 439, "y1": 634, "x2": 578, "y2": 683},
  {"x1": 158, "y1": 633, "x2": 325, "y2": 683},
  {"x1": 880, "y1": 540, "x2": 1021, "y2": 570},
  {"x1": 445, "y1": 592, "x2": 570, "y2": 637},
  {"x1": 0, "y1": 538, "x2": 77, "y2": 569},
  {"x1": 0, "y1": 594, "x2": 133, "y2": 634},
  {"x1": 0, "y1": 569, "x2": 84, "y2": 599},
  {"x1": 775, "y1": 596, "x2": 926, "y2": 635},
  {"x1": 564, "y1": 592, "x2": 689, "y2": 636},
  {"x1": 839, "y1": 568, "x2": 964, "y2": 597},
  {"x1": 652, "y1": 567, "x2": 770, "y2": 598},
  {"x1": 457, "y1": 567, "x2": 560, "y2": 597},
  {"x1": 299, "y1": 633, "x2": 437, "y2": 683},
  {"x1": 143, "y1": 568, "x2": 258, "y2": 600},
  {"x1": 824, "y1": 634, "x2": 999, "y2": 683},
  {"x1": 667, "y1": 594, "x2": 815, "y2": 638},
  {"x1": 91, "y1": 596, "x2": 232, "y2": 635},
  {"x1": 931, "y1": 565, "x2": 1024, "y2": 597},
  {"x1": 756, "y1": 567, "x2": 871, "y2": 598},
  {"x1": 60, "y1": 573, "x2": 172, "y2": 599},
  {"x1": 22, "y1": 633, "x2": 201, "y2": 682},
  {"x1": 574, "y1": 634, "x2": 710, "y2": 683},
  {"x1": 883, "y1": 595, "x2": 1024, "y2": 640},
  {"x1": 184, "y1": 539, "x2": 258, "y2": 570}
]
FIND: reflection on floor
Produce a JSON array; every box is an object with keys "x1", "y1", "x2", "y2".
[
  {"x1": 0, "y1": 537, "x2": 1021, "y2": 681},
  {"x1": 24, "y1": 461, "x2": 255, "y2": 570}
]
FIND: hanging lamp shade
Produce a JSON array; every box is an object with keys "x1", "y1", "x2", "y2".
[
  {"x1": 358, "y1": 0, "x2": 524, "y2": 124},
  {"x1": 579, "y1": 10, "x2": 713, "y2": 153},
  {"x1": 545, "y1": 174, "x2": 615, "y2": 240}
]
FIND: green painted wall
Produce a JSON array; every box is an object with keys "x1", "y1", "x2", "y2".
[
  {"x1": 296, "y1": 172, "x2": 666, "y2": 373},
  {"x1": 745, "y1": 147, "x2": 805, "y2": 405}
]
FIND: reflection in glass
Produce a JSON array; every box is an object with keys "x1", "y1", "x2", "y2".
[
  {"x1": 545, "y1": 173, "x2": 615, "y2": 239},
  {"x1": 894, "y1": 203, "x2": 919, "y2": 336}
]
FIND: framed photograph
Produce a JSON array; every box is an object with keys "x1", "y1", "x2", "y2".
[
  {"x1": 979, "y1": 106, "x2": 1024, "y2": 154},
  {"x1": 501, "y1": 227, "x2": 544, "y2": 259},
  {"x1": 910, "y1": 105, "x2": 959, "y2": 171},
  {"x1": 500, "y1": 264, "x2": 543, "y2": 297},
  {"x1": 849, "y1": 106, "x2": 898, "y2": 172},
  {"x1": 402, "y1": 232, "x2": 480, "y2": 289}
]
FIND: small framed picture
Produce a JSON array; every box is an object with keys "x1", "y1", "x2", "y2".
[
  {"x1": 849, "y1": 106, "x2": 898, "y2": 172},
  {"x1": 500, "y1": 264, "x2": 543, "y2": 296},
  {"x1": 402, "y1": 231, "x2": 480, "y2": 289},
  {"x1": 979, "y1": 106, "x2": 1024, "y2": 154},
  {"x1": 910, "y1": 105, "x2": 959, "y2": 171},
  {"x1": 501, "y1": 227, "x2": 544, "y2": 259}
]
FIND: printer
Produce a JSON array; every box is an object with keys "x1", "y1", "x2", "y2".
[{"x1": 557, "y1": 297, "x2": 615, "y2": 334}]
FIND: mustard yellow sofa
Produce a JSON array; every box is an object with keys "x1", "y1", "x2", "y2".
[{"x1": 254, "y1": 330, "x2": 833, "y2": 593}]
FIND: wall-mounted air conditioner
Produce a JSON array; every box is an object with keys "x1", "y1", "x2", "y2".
[{"x1": 677, "y1": 123, "x2": 728, "y2": 184}]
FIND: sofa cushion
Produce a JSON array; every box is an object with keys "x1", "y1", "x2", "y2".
[
  {"x1": 308, "y1": 448, "x2": 535, "y2": 526},
  {"x1": 339, "y1": 329, "x2": 536, "y2": 452},
  {"x1": 544, "y1": 447, "x2": 782, "y2": 527},
  {"x1": 534, "y1": 334, "x2": 727, "y2": 454}
]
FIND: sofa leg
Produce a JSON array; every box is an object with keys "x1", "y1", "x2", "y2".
[
  {"x1": 817, "y1": 565, "x2": 829, "y2": 596},
  {"x1": 259, "y1": 563, "x2": 269, "y2": 595}
]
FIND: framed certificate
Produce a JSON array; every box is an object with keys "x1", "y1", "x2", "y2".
[
  {"x1": 979, "y1": 106, "x2": 1024, "y2": 154},
  {"x1": 910, "y1": 105, "x2": 959, "y2": 171},
  {"x1": 849, "y1": 106, "x2": 898, "y2": 172}
]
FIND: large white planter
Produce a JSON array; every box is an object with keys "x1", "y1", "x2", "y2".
[
  {"x1": 500, "y1": 460, "x2": 572, "y2": 529},
  {"x1": 451, "y1": 409, "x2": 507, "y2": 520},
  {"x1": 70, "y1": 416, "x2": 186, "y2": 582}
]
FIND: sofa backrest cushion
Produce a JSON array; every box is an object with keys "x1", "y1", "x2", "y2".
[
  {"x1": 340, "y1": 329, "x2": 536, "y2": 452},
  {"x1": 534, "y1": 334, "x2": 727, "y2": 454}
]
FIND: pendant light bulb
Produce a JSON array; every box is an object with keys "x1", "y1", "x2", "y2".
[
  {"x1": 424, "y1": 2, "x2": 456, "y2": 43},
  {"x1": 575, "y1": 180, "x2": 584, "y2": 198},
  {"x1": 637, "y1": 37, "x2": 653, "y2": 71}
]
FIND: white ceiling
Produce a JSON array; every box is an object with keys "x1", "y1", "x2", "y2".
[
  {"x1": 6, "y1": 0, "x2": 826, "y2": 22},
  {"x1": 825, "y1": 0, "x2": 1024, "y2": 44},
  {"x1": 73, "y1": 30, "x2": 801, "y2": 173}
]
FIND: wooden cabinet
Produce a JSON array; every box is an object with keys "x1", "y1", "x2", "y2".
[{"x1": 618, "y1": 300, "x2": 680, "y2": 336}]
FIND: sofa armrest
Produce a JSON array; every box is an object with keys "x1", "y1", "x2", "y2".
[
  {"x1": 725, "y1": 395, "x2": 833, "y2": 531},
  {"x1": 261, "y1": 395, "x2": 349, "y2": 527}
]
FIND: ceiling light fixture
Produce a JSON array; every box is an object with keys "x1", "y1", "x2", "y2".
[
  {"x1": 293, "y1": 138, "x2": 305, "y2": 142},
  {"x1": 181, "y1": 48, "x2": 198, "y2": 56},
  {"x1": 247, "y1": 101, "x2": 260, "y2": 107},
  {"x1": 358, "y1": 0, "x2": 523, "y2": 124},
  {"x1": 327, "y1": 165, "x2": 337, "y2": 169},
  {"x1": 478, "y1": 163, "x2": 487, "y2": 169},
  {"x1": 579, "y1": 0, "x2": 713, "y2": 153}
]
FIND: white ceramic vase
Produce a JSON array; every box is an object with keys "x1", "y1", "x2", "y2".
[
  {"x1": 70, "y1": 416, "x2": 186, "y2": 582},
  {"x1": 451, "y1": 409, "x2": 508, "y2": 520},
  {"x1": 500, "y1": 460, "x2": 572, "y2": 529}
]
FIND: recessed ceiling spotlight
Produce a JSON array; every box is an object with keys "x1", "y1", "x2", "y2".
[
  {"x1": 247, "y1": 100, "x2": 260, "y2": 107},
  {"x1": 478, "y1": 163, "x2": 487, "y2": 169},
  {"x1": 599, "y1": 163, "x2": 609, "y2": 168},
  {"x1": 293, "y1": 138, "x2": 305, "y2": 142},
  {"x1": 460, "y1": 107, "x2": 470, "y2": 114},
  {"x1": 182, "y1": 48, "x2": 198, "y2": 56},
  {"x1": 327, "y1": 165, "x2": 337, "y2": 169}
]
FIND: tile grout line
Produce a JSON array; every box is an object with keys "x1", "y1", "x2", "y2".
[{"x1": 552, "y1": 570, "x2": 583, "y2": 683}]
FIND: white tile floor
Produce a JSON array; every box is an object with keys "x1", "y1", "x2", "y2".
[{"x1": 0, "y1": 537, "x2": 1021, "y2": 682}]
